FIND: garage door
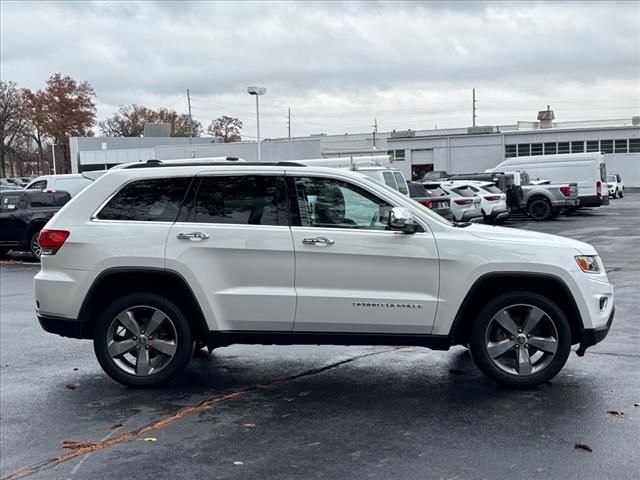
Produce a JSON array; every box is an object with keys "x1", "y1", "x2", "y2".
[{"x1": 411, "y1": 149, "x2": 433, "y2": 165}]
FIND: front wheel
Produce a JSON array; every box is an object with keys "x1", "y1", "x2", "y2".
[
  {"x1": 618, "y1": 189, "x2": 624, "y2": 198},
  {"x1": 94, "y1": 293, "x2": 193, "y2": 387},
  {"x1": 469, "y1": 292, "x2": 571, "y2": 387}
]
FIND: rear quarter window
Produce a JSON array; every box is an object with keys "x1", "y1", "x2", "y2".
[{"x1": 97, "y1": 177, "x2": 191, "y2": 221}]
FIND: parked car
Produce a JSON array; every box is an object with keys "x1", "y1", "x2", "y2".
[
  {"x1": 35, "y1": 159, "x2": 614, "y2": 388},
  {"x1": 1, "y1": 178, "x2": 23, "y2": 192},
  {"x1": 25, "y1": 174, "x2": 94, "y2": 197},
  {"x1": 447, "y1": 172, "x2": 524, "y2": 211},
  {"x1": 458, "y1": 181, "x2": 509, "y2": 224},
  {"x1": 607, "y1": 174, "x2": 624, "y2": 198},
  {"x1": 489, "y1": 152, "x2": 609, "y2": 207},
  {"x1": 420, "y1": 170, "x2": 449, "y2": 182},
  {"x1": 0, "y1": 190, "x2": 71, "y2": 258},
  {"x1": 437, "y1": 181, "x2": 483, "y2": 222},
  {"x1": 407, "y1": 181, "x2": 453, "y2": 220}
]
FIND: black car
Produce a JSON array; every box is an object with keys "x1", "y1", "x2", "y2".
[
  {"x1": 407, "y1": 181, "x2": 453, "y2": 220},
  {"x1": 0, "y1": 190, "x2": 71, "y2": 259}
]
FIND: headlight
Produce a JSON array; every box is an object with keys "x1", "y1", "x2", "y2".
[{"x1": 575, "y1": 255, "x2": 600, "y2": 273}]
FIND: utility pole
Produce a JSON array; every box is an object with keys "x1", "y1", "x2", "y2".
[
  {"x1": 472, "y1": 88, "x2": 477, "y2": 127},
  {"x1": 371, "y1": 118, "x2": 378, "y2": 152},
  {"x1": 187, "y1": 89, "x2": 193, "y2": 139},
  {"x1": 288, "y1": 107, "x2": 291, "y2": 140}
]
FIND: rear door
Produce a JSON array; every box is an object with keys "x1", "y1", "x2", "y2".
[
  {"x1": 289, "y1": 173, "x2": 439, "y2": 334},
  {"x1": 165, "y1": 171, "x2": 296, "y2": 332},
  {"x1": 0, "y1": 193, "x2": 24, "y2": 246}
]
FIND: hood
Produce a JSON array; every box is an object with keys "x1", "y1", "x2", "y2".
[{"x1": 466, "y1": 224, "x2": 595, "y2": 255}]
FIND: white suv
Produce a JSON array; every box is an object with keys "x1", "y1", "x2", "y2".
[{"x1": 35, "y1": 160, "x2": 614, "y2": 388}]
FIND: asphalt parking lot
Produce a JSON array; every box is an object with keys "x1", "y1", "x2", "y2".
[{"x1": 1, "y1": 194, "x2": 639, "y2": 480}]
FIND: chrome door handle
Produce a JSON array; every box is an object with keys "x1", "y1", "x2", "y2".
[
  {"x1": 177, "y1": 232, "x2": 210, "y2": 240},
  {"x1": 302, "y1": 236, "x2": 335, "y2": 246}
]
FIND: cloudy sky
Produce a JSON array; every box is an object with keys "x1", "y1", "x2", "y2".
[{"x1": 2, "y1": 1, "x2": 639, "y2": 139}]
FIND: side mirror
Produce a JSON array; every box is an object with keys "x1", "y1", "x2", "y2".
[{"x1": 388, "y1": 207, "x2": 418, "y2": 234}]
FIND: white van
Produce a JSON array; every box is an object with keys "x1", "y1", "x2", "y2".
[
  {"x1": 25, "y1": 174, "x2": 94, "y2": 197},
  {"x1": 489, "y1": 152, "x2": 608, "y2": 207}
]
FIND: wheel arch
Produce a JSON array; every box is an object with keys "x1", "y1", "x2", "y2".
[
  {"x1": 450, "y1": 272, "x2": 583, "y2": 346},
  {"x1": 77, "y1": 267, "x2": 209, "y2": 341}
]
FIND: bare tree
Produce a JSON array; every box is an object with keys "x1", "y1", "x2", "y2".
[
  {"x1": 99, "y1": 105, "x2": 202, "y2": 137},
  {"x1": 0, "y1": 81, "x2": 27, "y2": 177}
]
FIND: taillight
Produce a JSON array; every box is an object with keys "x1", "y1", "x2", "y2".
[
  {"x1": 38, "y1": 229, "x2": 70, "y2": 255},
  {"x1": 596, "y1": 181, "x2": 602, "y2": 197},
  {"x1": 484, "y1": 195, "x2": 501, "y2": 201},
  {"x1": 421, "y1": 199, "x2": 433, "y2": 208},
  {"x1": 454, "y1": 199, "x2": 473, "y2": 205},
  {"x1": 560, "y1": 186, "x2": 571, "y2": 197}
]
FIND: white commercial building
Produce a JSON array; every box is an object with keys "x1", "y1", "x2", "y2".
[{"x1": 70, "y1": 115, "x2": 640, "y2": 186}]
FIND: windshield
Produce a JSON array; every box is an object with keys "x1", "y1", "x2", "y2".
[
  {"x1": 393, "y1": 172, "x2": 408, "y2": 194},
  {"x1": 607, "y1": 174, "x2": 616, "y2": 182}
]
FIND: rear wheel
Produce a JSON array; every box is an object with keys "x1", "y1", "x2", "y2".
[
  {"x1": 94, "y1": 293, "x2": 193, "y2": 387},
  {"x1": 527, "y1": 198, "x2": 552, "y2": 221},
  {"x1": 469, "y1": 292, "x2": 571, "y2": 387},
  {"x1": 618, "y1": 189, "x2": 623, "y2": 198},
  {"x1": 30, "y1": 231, "x2": 42, "y2": 260}
]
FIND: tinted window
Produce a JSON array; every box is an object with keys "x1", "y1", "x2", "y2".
[
  {"x1": 614, "y1": 139, "x2": 628, "y2": 153},
  {"x1": 1, "y1": 194, "x2": 20, "y2": 212},
  {"x1": 98, "y1": 178, "x2": 190, "y2": 221},
  {"x1": 191, "y1": 175, "x2": 284, "y2": 225},
  {"x1": 424, "y1": 186, "x2": 447, "y2": 197},
  {"x1": 629, "y1": 138, "x2": 640, "y2": 153},
  {"x1": 557, "y1": 142, "x2": 570, "y2": 154},
  {"x1": 393, "y1": 172, "x2": 408, "y2": 194},
  {"x1": 505, "y1": 145, "x2": 517, "y2": 158},
  {"x1": 586, "y1": 140, "x2": 599, "y2": 152},
  {"x1": 408, "y1": 183, "x2": 426, "y2": 197},
  {"x1": 452, "y1": 186, "x2": 475, "y2": 197},
  {"x1": 544, "y1": 143, "x2": 557, "y2": 155},
  {"x1": 571, "y1": 141, "x2": 584, "y2": 153},
  {"x1": 482, "y1": 185, "x2": 502, "y2": 194},
  {"x1": 294, "y1": 177, "x2": 392, "y2": 230},
  {"x1": 29, "y1": 193, "x2": 57, "y2": 208},
  {"x1": 600, "y1": 140, "x2": 613, "y2": 154},
  {"x1": 27, "y1": 180, "x2": 47, "y2": 190}
]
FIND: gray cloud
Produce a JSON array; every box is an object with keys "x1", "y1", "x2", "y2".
[{"x1": 2, "y1": 1, "x2": 638, "y2": 137}]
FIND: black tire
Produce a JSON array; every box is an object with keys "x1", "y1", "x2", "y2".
[
  {"x1": 30, "y1": 231, "x2": 42, "y2": 260},
  {"x1": 527, "y1": 198, "x2": 553, "y2": 221},
  {"x1": 94, "y1": 293, "x2": 193, "y2": 387},
  {"x1": 619, "y1": 189, "x2": 623, "y2": 198},
  {"x1": 469, "y1": 292, "x2": 571, "y2": 387}
]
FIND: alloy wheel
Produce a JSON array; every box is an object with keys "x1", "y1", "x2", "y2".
[
  {"x1": 106, "y1": 305, "x2": 178, "y2": 376},
  {"x1": 485, "y1": 304, "x2": 559, "y2": 376}
]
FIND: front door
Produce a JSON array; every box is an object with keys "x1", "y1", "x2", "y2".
[
  {"x1": 289, "y1": 174, "x2": 439, "y2": 334},
  {"x1": 165, "y1": 172, "x2": 296, "y2": 332}
]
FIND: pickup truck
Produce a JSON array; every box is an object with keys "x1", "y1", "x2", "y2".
[{"x1": 448, "y1": 171, "x2": 578, "y2": 221}]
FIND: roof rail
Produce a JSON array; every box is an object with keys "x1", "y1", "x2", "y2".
[{"x1": 122, "y1": 159, "x2": 307, "y2": 169}]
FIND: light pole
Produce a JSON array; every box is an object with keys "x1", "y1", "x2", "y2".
[
  {"x1": 51, "y1": 143, "x2": 58, "y2": 175},
  {"x1": 247, "y1": 86, "x2": 267, "y2": 162}
]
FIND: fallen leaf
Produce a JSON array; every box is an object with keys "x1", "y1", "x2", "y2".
[
  {"x1": 233, "y1": 461, "x2": 244, "y2": 465},
  {"x1": 143, "y1": 437, "x2": 157, "y2": 442},
  {"x1": 110, "y1": 422, "x2": 124, "y2": 429},
  {"x1": 73, "y1": 368, "x2": 79, "y2": 371},
  {"x1": 88, "y1": 401, "x2": 104, "y2": 407},
  {"x1": 634, "y1": 403, "x2": 640, "y2": 407},
  {"x1": 607, "y1": 410, "x2": 625, "y2": 418},
  {"x1": 449, "y1": 369, "x2": 464, "y2": 375},
  {"x1": 65, "y1": 384, "x2": 77, "y2": 390},
  {"x1": 62, "y1": 440, "x2": 97, "y2": 449},
  {"x1": 243, "y1": 423, "x2": 256, "y2": 428},
  {"x1": 298, "y1": 391, "x2": 311, "y2": 397},
  {"x1": 575, "y1": 443, "x2": 593, "y2": 452}
]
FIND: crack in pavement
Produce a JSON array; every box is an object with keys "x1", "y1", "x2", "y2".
[{"x1": 2, "y1": 348, "x2": 398, "y2": 480}]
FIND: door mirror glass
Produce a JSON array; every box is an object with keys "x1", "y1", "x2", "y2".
[{"x1": 388, "y1": 207, "x2": 418, "y2": 233}]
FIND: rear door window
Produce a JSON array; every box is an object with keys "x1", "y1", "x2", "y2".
[
  {"x1": 29, "y1": 193, "x2": 56, "y2": 208},
  {"x1": 97, "y1": 177, "x2": 191, "y2": 221},
  {"x1": 189, "y1": 175, "x2": 286, "y2": 226}
]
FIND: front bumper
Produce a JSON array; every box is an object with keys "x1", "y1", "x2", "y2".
[
  {"x1": 576, "y1": 306, "x2": 614, "y2": 356},
  {"x1": 37, "y1": 313, "x2": 82, "y2": 339}
]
